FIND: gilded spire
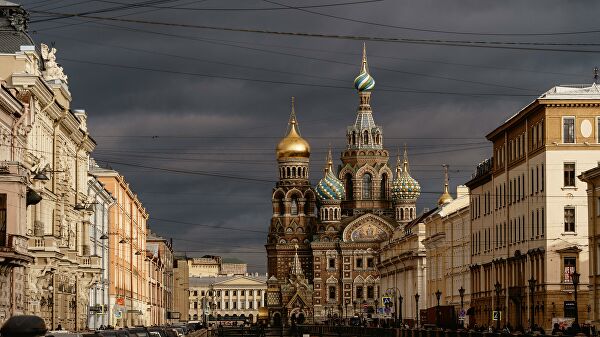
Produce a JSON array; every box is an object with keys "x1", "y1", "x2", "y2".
[
  {"x1": 276, "y1": 97, "x2": 311, "y2": 159},
  {"x1": 360, "y1": 42, "x2": 369, "y2": 74},
  {"x1": 403, "y1": 144, "x2": 410, "y2": 174},
  {"x1": 395, "y1": 148, "x2": 402, "y2": 176},
  {"x1": 437, "y1": 164, "x2": 453, "y2": 205},
  {"x1": 325, "y1": 146, "x2": 333, "y2": 174}
]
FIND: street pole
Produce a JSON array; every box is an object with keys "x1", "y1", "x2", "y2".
[
  {"x1": 414, "y1": 293, "x2": 420, "y2": 328},
  {"x1": 494, "y1": 282, "x2": 501, "y2": 331},
  {"x1": 435, "y1": 290, "x2": 441, "y2": 329},
  {"x1": 398, "y1": 295, "x2": 403, "y2": 327},
  {"x1": 573, "y1": 271, "x2": 580, "y2": 329},
  {"x1": 459, "y1": 286, "x2": 465, "y2": 328},
  {"x1": 528, "y1": 278, "x2": 536, "y2": 331}
]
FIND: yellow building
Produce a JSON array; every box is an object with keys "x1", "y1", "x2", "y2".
[
  {"x1": 173, "y1": 256, "x2": 190, "y2": 323},
  {"x1": 92, "y1": 165, "x2": 149, "y2": 327},
  {"x1": 467, "y1": 84, "x2": 597, "y2": 330},
  {"x1": 578, "y1": 166, "x2": 600, "y2": 327}
]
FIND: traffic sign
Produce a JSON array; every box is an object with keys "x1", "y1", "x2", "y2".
[
  {"x1": 382, "y1": 297, "x2": 392, "y2": 306},
  {"x1": 114, "y1": 310, "x2": 123, "y2": 319},
  {"x1": 492, "y1": 311, "x2": 501, "y2": 321}
]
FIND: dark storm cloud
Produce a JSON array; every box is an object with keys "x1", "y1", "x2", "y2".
[{"x1": 22, "y1": 0, "x2": 600, "y2": 271}]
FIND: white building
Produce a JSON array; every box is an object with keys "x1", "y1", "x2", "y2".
[
  {"x1": 87, "y1": 167, "x2": 115, "y2": 329},
  {"x1": 188, "y1": 275, "x2": 267, "y2": 324}
]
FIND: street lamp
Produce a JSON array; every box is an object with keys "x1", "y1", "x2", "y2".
[
  {"x1": 572, "y1": 271, "x2": 580, "y2": 329},
  {"x1": 494, "y1": 282, "x2": 502, "y2": 331},
  {"x1": 528, "y1": 278, "x2": 536, "y2": 331},
  {"x1": 435, "y1": 290, "x2": 442, "y2": 328},
  {"x1": 458, "y1": 286, "x2": 465, "y2": 328},
  {"x1": 414, "y1": 293, "x2": 420, "y2": 328},
  {"x1": 398, "y1": 294, "x2": 403, "y2": 326}
]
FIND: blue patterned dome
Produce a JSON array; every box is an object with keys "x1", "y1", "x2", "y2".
[
  {"x1": 316, "y1": 150, "x2": 345, "y2": 201},
  {"x1": 354, "y1": 43, "x2": 375, "y2": 92},
  {"x1": 392, "y1": 149, "x2": 421, "y2": 201}
]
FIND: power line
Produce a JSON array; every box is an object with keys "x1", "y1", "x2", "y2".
[
  {"x1": 27, "y1": 10, "x2": 600, "y2": 53},
  {"x1": 59, "y1": 57, "x2": 536, "y2": 97}
]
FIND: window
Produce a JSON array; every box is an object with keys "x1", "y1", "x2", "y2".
[
  {"x1": 217, "y1": 291, "x2": 221, "y2": 296},
  {"x1": 362, "y1": 173, "x2": 372, "y2": 199},
  {"x1": 201, "y1": 291, "x2": 205, "y2": 296},
  {"x1": 233, "y1": 302, "x2": 237, "y2": 309},
  {"x1": 193, "y1": 291, "x2": 198, "y2": 296},
  {"x1": 0, "y1": 194, "x2": 5, "y2": 247},
  {"x1": 563, "y1": 117, "x2": 575, "y2": 143},
  {"x1": 290, "y1": 198, "x2": 298, "y2": 215},
  {"x1": 345, "y1": 173, "x2": 353, "y2": 200},
  {"x1": 541, "y1": 164, "x2": 544, "y2": 191},
  {"x1": 241, "y1": 290, "x2": 245, "y2": 296},
  {"x1": 257, "y1": 290, "x2": 261, "y2": 296},
  {"x1": 563, "y1": 257, "x2": 576, "y2": 283},
  {"x1": 363, "y1": 130, "x2": 369, "y2": 144},
  {"x1": 328, "y1": 286, "x2": 336, "y2": 299},
  {"x1": 356, "y1": 258, "x2": 363, "y2": 268},
  {"x1": 225, "y1": 302, "x2": 229, "y2": 309},
  {"x1": 249, "y1": 302, "x2": 253, "y2": 309},
  {"x1": 225, "y1": 291, "x2": 229, "y2": 296},
  {"x1": 381, "y1": 173, "x2": 388, "y2": 199},
  {"x1": 233, "y1": 291, "x2": 237, "y2": 296},
  {"x1": 193, "y1": 302, "x2": 198, "y2": 309},
  {"x1": 367, "y1": 258, "x2": 374, "y2": 268},
  {"x1": 328, "y1": 258, "x2": 335, "y2": 269},
  {"x1": 564, "y1": 207, "x2": 575, "y2": 232},
  {"x1": 564, "y1": 163, "x2": 576, "y2": 187},
  {"x1": 367, "y1": 286, "x2": 374, "y2": 299},
  {"x1": 217, "y1": 302, "x2": 221, "y2": 309},
  {"x1": 356, "y1": 286, "x2": 364, "y2": 299}
]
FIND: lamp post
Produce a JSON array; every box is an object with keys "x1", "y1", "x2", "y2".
[
  {"x1": 572, "y1": 271, "x2": 580, "y2": 328},
  {"x1": 435, "y1": 290, "x2": 442, "y2": 328},
  {"x1": 494, "y1": 282, "x2": 501, "y2": 331},
  {"x1": 458, "y1": 286, "x2": 465, "y2": 328},
  {"x1": 528, "y1": 278, "x2": 536, "y2": 331},
  {"x1": 398, "y1": 294, "x2": 403, "y2": 326},
  {"x1": 414, "y1": 293, "x2": 420, "y2": 328}
]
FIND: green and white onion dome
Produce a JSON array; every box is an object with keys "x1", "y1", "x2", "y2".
[
  {"x1": 316, "y1": 152, "x2": 345, "y2": 201},
  {"x1": 354, "y1": 71, "x2": 375, "y2": 92},
  {"x1": 354, "y1": 43, "x2": 375, "y2": 92},
  {"x1": 392, "y1": 170, "x2": 421, "y2": 201}
]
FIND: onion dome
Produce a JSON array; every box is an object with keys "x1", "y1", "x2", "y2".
[
  {"x1": 437, "y1": 164, "x2": 454, "y2": 205},
  {"x1": 392, "y1": 148, "x2": 421, "y2": 201},
  {"x1": 353, "y1": 43, "x2": 375, "y2": 92},
  {"x1": 276, "y1": 97, "x2": 311, "y2": 160},
  {"x1": 316, "y1": 149, "x2": 345, "y2": 201}
]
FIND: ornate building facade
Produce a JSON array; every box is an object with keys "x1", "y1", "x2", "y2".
[
  {"x1": 0, "y1": 1, "x2": 100, "y2": 330},
  {"x1": 266, "y1": 45, "x2": 421, "y2": 324}
]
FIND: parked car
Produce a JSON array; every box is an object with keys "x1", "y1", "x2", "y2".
[
  {"x1": 125, "y1": 327, "x2": 150, "y2": 337},
  {"x1": 46, "y1": 331, "x2": 83, "y2": 337}
]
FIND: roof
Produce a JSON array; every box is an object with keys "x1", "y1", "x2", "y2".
[
  {"x1": 540, "y1": 83, "x2": 600, "y2": 100},
  {"x1": 0, "y1": 1, "x2": 34, "y2": 54},
  {"x1": 189, "y1": 275, "x2": 268, "y2": 287}
]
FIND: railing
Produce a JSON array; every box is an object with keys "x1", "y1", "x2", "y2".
[{"x1": 298, "y1": 325, "x2": 395, "y2": 337}]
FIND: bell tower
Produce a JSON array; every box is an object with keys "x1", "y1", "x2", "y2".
[
  {"x1": 267, "y1": 98, "x2": 316, "y2": 282},
  {"x1": 339, "y1": 44, "x2": 393, "y2": 216}
]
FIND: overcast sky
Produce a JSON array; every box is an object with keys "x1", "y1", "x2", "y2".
[{"x1": 20, "y1": 0, "x2": 600, "y2": 272}]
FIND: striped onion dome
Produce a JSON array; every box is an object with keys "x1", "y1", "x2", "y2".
[
  {"x1": 353, "y1": 43, "x2": 375, "y2": 92},
  {"x1": 392, "y1": 149, "x2": 421, "y2": 201},
  {"x1": 316, "y1": 149, "x2": 345, "y2": 201}
]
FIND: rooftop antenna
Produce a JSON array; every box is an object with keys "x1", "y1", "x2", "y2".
[{"x1": 594, "y1": 67, "x2": 598, "y2": 84}]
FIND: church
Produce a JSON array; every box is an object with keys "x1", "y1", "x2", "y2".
[{"x1": 265, "y1": 45, "x2": 421, "y2": 325}]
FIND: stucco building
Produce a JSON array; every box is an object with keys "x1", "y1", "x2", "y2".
[
  {"x1": 173, "y1": 255, "x2": 190, "y2": 323},
  {"x1": 422, "y1": 182, "x2": 470, "y2": 321},
  {"x1": 189, "y1": 274, "x2": 267, "y2": 324},
  {"x1": 146, "y1": 229, "x2": 174, "y2": 325},
  {"x1": 467, "y1": 84, "x2": 597, "y2": 330},
  {"x1": 188, "y1": 255, "x2": 247, "y2": 278},
  {"x1": 0, "y1": 2, "x2": 100, "y2": 330},
  {"x1": 578, "y1": 166, "x2": 600, "y2": 326},
  {"x1": 92, "y1": 164, "x2": 149, "y2": 328},
  {"x1": 87, "y1": 168, "x2": 115, "y2": 329}
]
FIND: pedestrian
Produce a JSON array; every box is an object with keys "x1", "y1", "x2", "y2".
[{"x1": 56, "y1": 324, "x2": 62, "y2": 331}]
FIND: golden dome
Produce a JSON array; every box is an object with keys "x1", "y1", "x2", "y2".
[{"x1": 276, "y1": 98, "x2": 311, "y2": 160}]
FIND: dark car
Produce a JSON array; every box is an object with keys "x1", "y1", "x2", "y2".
[
  {"x1": 145, "y1": 328, "x2": 168, "y2": 337},
  {"x1": 125, "y1": 327, "x2": 150, "y2": 337},
  {"x1": 95, "y1": 330, "x2": 131, "y2": 337}
]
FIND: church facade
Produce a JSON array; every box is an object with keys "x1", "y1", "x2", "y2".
[{"x1": 265, "y1": 46, "x2": 421, "y2": 324}]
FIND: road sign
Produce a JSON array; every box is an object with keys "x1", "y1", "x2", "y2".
[
  {"x1": 114, "y1": 310, "x2": 123, "y2": 319},
  {"x1": 116, "y1": 298, "x2": 125, "y2": 306},
  {"x1": 382, "y1": 296, "x2": 392, "y2": 306},
  {"x1": 492, "y1": 311, "x2": 501, "y2": 321}
]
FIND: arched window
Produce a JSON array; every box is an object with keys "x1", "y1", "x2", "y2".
[
  {"x1": 334, "y1": 208, "x2": 338, "y2": 219},
  {"x1": 352, "y1": 132, "x2": 356, "y2": 145},
  {"x1": 279, "y1": 199, "x2": 285, "y2": 215},
  {"x1": 363, "y1": 130, "x2": 369, "y2": 144},
  {"x1": 400, "y1": 208, "x2": 404, "y2": 220},
  {"x1": 291, "y1": 198, "x2": 298, "y2": 215},
  {"x1": 410, "y1": 208, "x2": 414, "y2": 219},
  {"x1": 292, "y1": 167, "x2": 297, "y2": 178},
  {"x1": 362, "y1": 173, "x2": 372, "y2": 199},
  {"x1": 381, "y1": 173, "x2": 388, "y2": 199},
  {"x1": 286, "y1": 167, "x2": 291, "y2": 178},
  {"x1": 328, "y1": 208, "x2": 333, "y2": 220},
  {"x1": 345, "y1": 173, "x2": 353, "y2": 200}
]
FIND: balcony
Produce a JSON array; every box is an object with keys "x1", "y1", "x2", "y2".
[
  {"x1": 28, "y1": 235, "x2": 60, "y2": 253},
  {"x1": 0, "y1": 234, "x2": 34, "y2": 266}
]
